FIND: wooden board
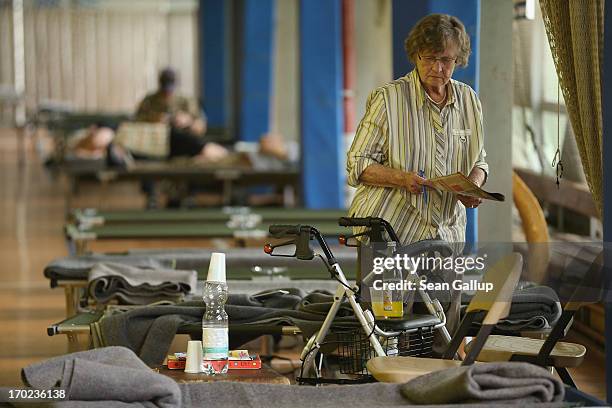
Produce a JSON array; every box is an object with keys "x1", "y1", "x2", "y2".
[
  {"x1": 366, "y1": 356, "x2": 461, "y2": 383},
  {"x1": 466, "y1": 253, "x2": 523, "y2": 325},
  {"x1": 466, "y1": 334, "x2": 586, "y2": 367},
  {"x1": 159, "y1": 365, "x2": 290, "y2": 385}
]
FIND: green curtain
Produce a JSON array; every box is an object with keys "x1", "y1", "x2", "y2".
[{"x1": 539, "y1": 0, "x2": 604, "y2": 218}]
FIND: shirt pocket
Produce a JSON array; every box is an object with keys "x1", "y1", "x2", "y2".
[
  {"x1": 451, "y1": 129, "x2": 472, "y2": 173},
  {"x1": 452, "y1": 128, "x2": 472, "y2": 142}
]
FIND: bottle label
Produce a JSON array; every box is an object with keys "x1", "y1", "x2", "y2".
[
  {"x1": 383, "y1": 290, "x2": 393, "y2": 311},
  {"x1": 202, "y1": 328, "x2": 228, "y2": 360}
]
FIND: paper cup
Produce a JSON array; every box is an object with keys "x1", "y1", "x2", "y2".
[
  {"x1": 184, "y1": 340, "x2": 204, "y2": 373},
  {"x1": 207, "y1": 252, "x2": 226, "y2": 282}
]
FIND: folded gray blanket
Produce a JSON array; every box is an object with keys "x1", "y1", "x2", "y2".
[
  {"x1": 44, "y1": 255, "x2": 175, "y2": 286},
  {"x1": 462, "y1": 285, "x2": 561, "y2": 332},
  {"x1": 496, "y1": 286, "x2": 561, "y2": 331},
  {"x1": 98, "y1": 289, "x2": 359, "y2": 366},
  {"x1": 21, "y1": 346, "x2": 180, "y2": 407},
  {"x1": 180, "y1": 381, "x2": 409, "y2": 408},
  {"x1": 401, "y1": 362, "x2": 565, "y2": 404},
  {"x1": 87, "y1": 262, "x2": 197, "y2": 305}
]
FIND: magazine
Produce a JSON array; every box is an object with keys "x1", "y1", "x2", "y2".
[{"x1": 429, "y1": 172, "x2": 505, "y2": 201}]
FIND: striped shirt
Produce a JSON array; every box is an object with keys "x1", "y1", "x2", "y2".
[{"x1": 347, "y1": 69, "x2": 489, "y2": 245}]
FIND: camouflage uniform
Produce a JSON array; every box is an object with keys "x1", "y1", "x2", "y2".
[{"x1": 135, "y1": 91, "x2": 203, "y2": 123}]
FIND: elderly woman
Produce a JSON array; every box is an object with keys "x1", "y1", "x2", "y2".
[
  {"x1": 346, "y1": 14, "x2": 489, "y2": 347},
  {"x1": 347, "y1": 13, "x2": 488, "y2": 245}
]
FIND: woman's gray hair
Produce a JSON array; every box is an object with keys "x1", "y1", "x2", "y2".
[{"x1": 404, "y1": 14, "x2": 471, "y2": 67}]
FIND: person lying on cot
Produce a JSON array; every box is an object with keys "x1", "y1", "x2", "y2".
[
  {"x1": 66, "y1": 123, "x2": 296, "y2": 208},
  {"x1": 67, "y1": 122, "x2": 293, "y2": 165},
  {"x1": 69, "y1": 123, "x2": 115, "y2": 159},
  {"x1": 66, "y1": 121, "x2": 131, "y2": 167}
]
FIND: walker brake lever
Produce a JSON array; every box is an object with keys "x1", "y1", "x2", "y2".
[
  {"x1": 265, "y1": 225, "x2": 315, "y2": 260},
  {"x1": 263, "y1": 239, "x2": 299, "y2": 258},
  {"x1": 338, "y1": 230, "x2": 372, "y2": 247}
]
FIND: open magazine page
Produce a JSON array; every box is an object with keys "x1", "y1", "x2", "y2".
[{"x1": 429, "y1": 172, "x2": 505, "y2": 201}]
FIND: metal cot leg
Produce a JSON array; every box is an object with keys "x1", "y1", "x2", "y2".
[{"x1": 556, "y1": 367, "x2": 577, "y2": 388}]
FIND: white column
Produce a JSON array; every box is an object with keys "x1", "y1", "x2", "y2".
[
  {"x1": 478, "y1": 0, "x2": 514, "y2": 243},
  {"x1": 12, "y1": 0, "x2": 26, "y2": 126}
]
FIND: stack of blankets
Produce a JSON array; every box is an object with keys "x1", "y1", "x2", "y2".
[
  {"x1": 462, "y1": 285, "x2": 562, "y2": 333},
  {"x1": 87, "y1": 262, "x2": 198, "y2": 305}
]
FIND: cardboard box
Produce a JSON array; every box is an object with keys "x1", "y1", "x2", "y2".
[{"x1": 166, "y1": 354, "x2": 262, "y2": 370}]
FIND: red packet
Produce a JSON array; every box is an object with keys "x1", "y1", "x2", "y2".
[
  {"x1": 226, "y1": 355, "x2": 262, "y2": 370},
  {"x1": 166, "y1": 353, "x2": 186, "y2": 370}
]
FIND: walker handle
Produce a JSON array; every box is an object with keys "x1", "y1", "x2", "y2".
[
  {"x1": 269, "y1": 224, "x2": 302, "y2": 237},
  {"x1": 338, "y1": 217, "x2": 400, "y2": 243},
  {"x1": 338, "y1": 217, "x2": 375, "y2": 227}
]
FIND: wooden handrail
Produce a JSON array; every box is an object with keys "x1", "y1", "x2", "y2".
[{"x1": 513, "y1": 168, "x2": 598, "y2": 219}]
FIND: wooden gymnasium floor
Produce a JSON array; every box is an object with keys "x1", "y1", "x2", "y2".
[{"x1": 0, "y1": 128, "x2": 606, "y2": 400}]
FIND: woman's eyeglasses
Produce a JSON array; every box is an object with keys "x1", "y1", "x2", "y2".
[{"x1": 418, "y1": 54, "x2": 457, "y2": 67}]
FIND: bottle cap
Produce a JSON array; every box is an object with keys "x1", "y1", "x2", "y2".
[{"x1": 206, "y1": 252, "x2": 226, "y2": 282}]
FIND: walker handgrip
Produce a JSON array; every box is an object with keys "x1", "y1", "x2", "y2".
[
  {"x1": 338, "y1": 217, "x2": 374, "y2": 227},
  {"x1": 399, "y1": 240, "x2": 453, "y2": 258},
  {"x1": 269, "y1": 224, "x2": 302, "y2": 237},
  {"x1": 339, "y1": 217, "x2": 399, "y2": 243}
]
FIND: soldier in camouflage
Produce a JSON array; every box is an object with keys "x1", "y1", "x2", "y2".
[{"x1": 135, "y1": 68, "x2": 207, "y2": 137}]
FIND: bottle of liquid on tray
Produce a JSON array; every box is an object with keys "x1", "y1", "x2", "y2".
[
  {"x1": 202, "y1": 253, "x2": 229, "y2": 375},
  {"x1": 382, "y1": 241, "x2": 404, "y2": 318}
]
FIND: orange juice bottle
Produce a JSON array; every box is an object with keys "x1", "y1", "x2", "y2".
[
  {"x1": 382, "y1": 289, "x2": 403, "y2": 318},
  {"x1": 382, "y1": 242, "x2": 404, "y2": 318}
]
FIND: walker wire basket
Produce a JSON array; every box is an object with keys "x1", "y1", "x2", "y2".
[{"x1": 335, "y1": 324, "x2": 436, "y2": 377}]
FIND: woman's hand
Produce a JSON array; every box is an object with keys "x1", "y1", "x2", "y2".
[
  {"x1": 458, "y1": 194, "x2": 482, "y2": 208},
  {"x1": 405, "y1": 172, "x2": 432, "y2": 194},
  {"x1": 458, "y1": 168, "x2": 486, "y2": 208}
]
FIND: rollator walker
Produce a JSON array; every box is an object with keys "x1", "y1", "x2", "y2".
[{"x1": 265, "y1": 217, "x2": 453, "y2": 384}]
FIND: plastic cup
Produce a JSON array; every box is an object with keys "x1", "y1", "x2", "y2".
[
  {"x1": 369, "y1": 287, "x2": 386, "y2": 318},
  {"x1": 184, "y1": 340, "x2": 204, "y2": 373},
  {"x1": 207, "y1": 252, "x2": 226, "y2": 282}
]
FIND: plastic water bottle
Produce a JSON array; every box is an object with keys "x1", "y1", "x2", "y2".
[
  {"x1": 384, "y1": 336, "x2": 399, "y2": 357},
  {"x1": 202, "y1": 252, "x2": 229, "y2": 375},
  {"x1": 202, "y1": 280, "x2": 229, "y2": 375}
]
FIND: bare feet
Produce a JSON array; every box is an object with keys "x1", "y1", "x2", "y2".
[
  {"x1": 197, "y1": 142, "x2": 229, "y2": 162},
  {"x1": 259, "y1": 133, "x2": 287, "y2": 160}
]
